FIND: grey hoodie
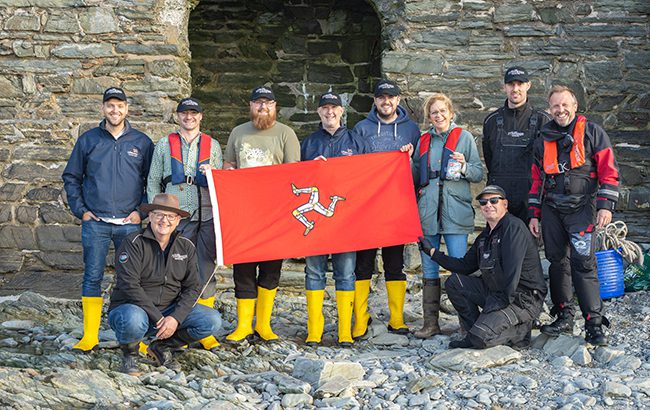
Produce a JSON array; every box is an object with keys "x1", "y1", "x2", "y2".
[{"x1": 353, "y1": 105, "x2": 421, "y2": 153}]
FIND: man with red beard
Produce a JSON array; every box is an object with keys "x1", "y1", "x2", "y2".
[{"x1": 223, "y1": 86, "x2": 301, "y2": 343}]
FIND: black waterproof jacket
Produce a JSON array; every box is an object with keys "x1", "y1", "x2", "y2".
[
  {"x1": 109, "y1": 226, "x2": 200, "y2": 324},
  {"x1": 432, "y1": 213, "x2": 547, "y2": 313}
]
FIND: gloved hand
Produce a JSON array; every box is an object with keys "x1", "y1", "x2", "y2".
[{"x1": 418, "y1": 236, "x2": 434, "y2": 256}]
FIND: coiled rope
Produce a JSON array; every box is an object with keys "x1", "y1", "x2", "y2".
[{"x1": 595, "y1": 221, "x2": 644, "y2": 264}]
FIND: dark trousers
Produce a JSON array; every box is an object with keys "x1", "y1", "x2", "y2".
[
  {"x1": 233, "y1": 260, "x2": 283, "y2": 299},
  {"x1": 541, "y1": 203, "x2": 602, "y2": 320},
  {"x1": 445, "y1": 273, "x2": 543, "y2": 348},
  {"x1": 355, "y1": 245, "x2": 406, "y2": 282},
  {"x1": 177, "y1": 218, "x2": 217, "y2": 298}
]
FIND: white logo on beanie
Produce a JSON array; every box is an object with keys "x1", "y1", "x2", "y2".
[
  {"x1": 256, "y1": 87, "x2": 273, "y2": 95},
  {"x1": 508, "y1": 69, "x2": 526, "y2": 76},
  {"x1": 106, "y1": 88, "x2": 122, "y2": 95},
  {"x1": 182, "y1": 99, "x2": 199, "y2": 106},
  {"x1": 322, "y1": 93, "x2": 338, "y2": 100},
  {"x1": 378, "y1": 83, "x2": 395, "y2": 90}
]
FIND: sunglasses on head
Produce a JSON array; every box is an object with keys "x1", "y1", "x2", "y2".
[{"x1": 478, "y1": 197, "x2": 504, "y2": 206}]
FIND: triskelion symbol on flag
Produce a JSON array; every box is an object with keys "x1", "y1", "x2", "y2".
[{"x1": 290, "y1": 183, "x2": 346, "y2": 236}]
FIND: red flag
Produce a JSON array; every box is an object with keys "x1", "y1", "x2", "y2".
[{"x1": 207, "y1": 151, "x2": 422, "y2": 265}]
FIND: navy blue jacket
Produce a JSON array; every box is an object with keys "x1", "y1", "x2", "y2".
[
  {"x1": 62, "y1": 119, "x2": 154, "y2": 219},
  {"x1": 353, "y1": 105, "x2": 420, "y2": 153},
  {"x1": 300, "y1": 125, "x2": 368, "y2": 160}
]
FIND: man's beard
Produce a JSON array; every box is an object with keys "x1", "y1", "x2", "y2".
[
  {"x1": 251, "y1": 108, "x2": 277, "y2": 130},
  {"x1": 377, "y1": 108, "x2": 396, "y2": 121}
]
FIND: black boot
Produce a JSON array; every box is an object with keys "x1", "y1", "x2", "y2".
[
  {"x1": 585, "y1": 317, "x2": 609, "y2": 346},
  {"x1": 119, "y1": 342, "x2": 142, "y2": 376},
  {"x1": 414, "y1": 279, "x2": 441, "y2": 339},
  {"x1": 540, "y1": 305, "x2": 575, "y2": 337},
  {"x1": 448, "y1": 335, "x2": 475, "y2": 349},
  {"x1": 148, "y1": 328, "x2": 195, "y2": 367}
]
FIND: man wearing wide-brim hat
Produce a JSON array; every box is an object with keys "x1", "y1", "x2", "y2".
[{"x1": 108, "y1": 193, "x2": 222, "y2": 375}]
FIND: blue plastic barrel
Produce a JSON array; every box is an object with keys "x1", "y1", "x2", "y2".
[{"x1": 595, "y1": 248, "x2": 624, "y2": 299}]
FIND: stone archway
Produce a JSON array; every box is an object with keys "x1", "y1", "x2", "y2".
[{"x1": 188, "y1": 0, "x2": 382, "y2": 143}]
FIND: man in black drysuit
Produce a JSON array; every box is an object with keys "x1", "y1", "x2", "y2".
[
  {"x1": 482, "y1": 66, "x2": 551, "y2": 223},
  {"x1": 419, "y1": 185, "x2": 547, "y2": 349}
]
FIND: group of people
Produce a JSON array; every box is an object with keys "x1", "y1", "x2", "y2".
[{"x1": 62, "y1": 65, "x2": 619, "y2": 375}]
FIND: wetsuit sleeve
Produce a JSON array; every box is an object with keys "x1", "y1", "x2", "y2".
[
  {"x1": 590, "y1": 124, "x2": 619, "y2": 212},
  {"x1": 146, "y1": 140, "x2": 166, "y2": 203},
  {"x1": 114, "y1": 238, "x2": 163, "y2": 323},
  {"x1": 483, "y1": 223, "x2": 527, "y2": 313},
  {"x1": 431, "y1": 239, "x2": 480, "y2": 275},
  {"x1": 461, "y1": 131, "x2": 484, "y2": 183},
  {"x1": 62, "y1": 137, "x2": 89, "y2": 219},
  {"x1": 169, "y1": 241, "x2": 201, "y2": 324},
  {"x1": 528, "y1": 140, "x2": 544, "y2": 219}
]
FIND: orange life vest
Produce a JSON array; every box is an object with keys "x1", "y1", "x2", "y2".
[{"x1": 543, "y1": 115, "x2": 586, "y2": 174}]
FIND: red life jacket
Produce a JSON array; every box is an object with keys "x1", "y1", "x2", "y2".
[
  {"x1": 543, "y1": 115, "x2": 586, "y2": 175},
  {"x1": 417, "y1": 127, "x2": 463, "y2": 189},
  {"x1": 166, "y1": 132, "x2": 212, "y2": 187}
]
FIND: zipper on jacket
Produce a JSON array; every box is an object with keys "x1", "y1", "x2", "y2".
[
  {"x1": 112, "y1": 141, "x2": 118, "y2": 218},
  {"x1": 157, "y1": 248, "x2": 166, "y2": 305}
]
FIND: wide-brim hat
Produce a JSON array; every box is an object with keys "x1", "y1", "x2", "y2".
[{"x1": 140, "y1": 193, "x2": 190, "y2": 218}]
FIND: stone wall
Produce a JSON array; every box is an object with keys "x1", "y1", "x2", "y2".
[{"x1": 0, "y1": 0, "x2": 648, "y2": 277}]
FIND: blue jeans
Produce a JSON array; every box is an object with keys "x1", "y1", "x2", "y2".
[
  {"x1": 305, "y1": 252, "x2": 356, "y2": 291},
  {"x1": 108, "y1": 303, "x2": 222, "y2": 344},
  {"x1": 420, "y1": 234, "x2": 468, "y2": 279},
  {"x1": 81, "y1": 219, "x2": 140, "y2": 297}
]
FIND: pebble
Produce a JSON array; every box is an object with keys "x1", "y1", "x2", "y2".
[
  {"x1": 1, "y1": 320, "x2": 35, "y2": 331},
  {"x1": 603, "y1": 381, "x2": 632, "y2": 397},
  {"x1": 281, "y1": 393, "x2": 313, "y2": 407},
  {"x1": 0, "y1": 288, "x2": 646, "y2": 408}
]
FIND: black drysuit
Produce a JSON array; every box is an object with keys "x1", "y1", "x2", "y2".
[
  {"x1": 431, "y1": 213, "x2": 547, "y2": 348},
  {"x1": 482, "y1": 101, "x2": 550, "y2": 222}
]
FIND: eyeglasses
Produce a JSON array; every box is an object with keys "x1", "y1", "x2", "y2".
[
  {"x1": 252, "y1": 100, "x2": 276, "y2": 107},
  {"x1": 478, "y1": 197, "x2": 504, "y2": 206},
  {"x1": 150, "y1": 211, "x2": 179, "y2": 222}
]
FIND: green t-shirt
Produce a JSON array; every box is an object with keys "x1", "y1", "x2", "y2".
[{"x1": 224, "y1": 121, "x2": 300, "y2": 168}]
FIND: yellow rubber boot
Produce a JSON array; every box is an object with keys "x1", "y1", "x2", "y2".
[
  {"x1": 196, "y1": 296, "x2": 220, "y2": 349},
  {"x1": 336, "y1": 290, "x2": 355, "y2": 346},
  {"x1": 226, "y1": 298, "x2": 255, "y2": 343},
  {"x1": 352, "y1": 279, "x2": 372, "y2": 339},
  {"x1": 254, "y1": 287, "x2": 279, "y2": 341},
  {"x1": 72, "y1": 296, "x2": 103, "y2": 352},
  {"x1": 139, "y1": 342, "x2": 148, "y2": 355},
  {"x1": 386, "y1": 280, "x2": 409, "y2": 334},
  {"x1": 197, "y1": 296, "x2": 215, "y2": 308},
  {"x1": 305, "y1": 290, "x2": 325, "y2": 345}
]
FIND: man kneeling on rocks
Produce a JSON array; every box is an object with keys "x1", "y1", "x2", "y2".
[
  {"x1": 419, "y1": 185, "x2": 547, "y2": 349},
  {"x1": 108, "y1": 193, "x2": 222, "y2": 375}
]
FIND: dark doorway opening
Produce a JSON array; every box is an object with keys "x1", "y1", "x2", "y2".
[{"x1": 188, "y1": 0, "x2": 382, "y2": 143}]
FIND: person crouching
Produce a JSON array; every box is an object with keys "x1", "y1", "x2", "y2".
[{"x1": 108, "y1": 193, "x2": 222, "y2": 375}]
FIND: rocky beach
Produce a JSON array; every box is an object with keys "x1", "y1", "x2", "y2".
[{"x1": 0, "y1": 269, "x2": 648, "y2": 410}]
